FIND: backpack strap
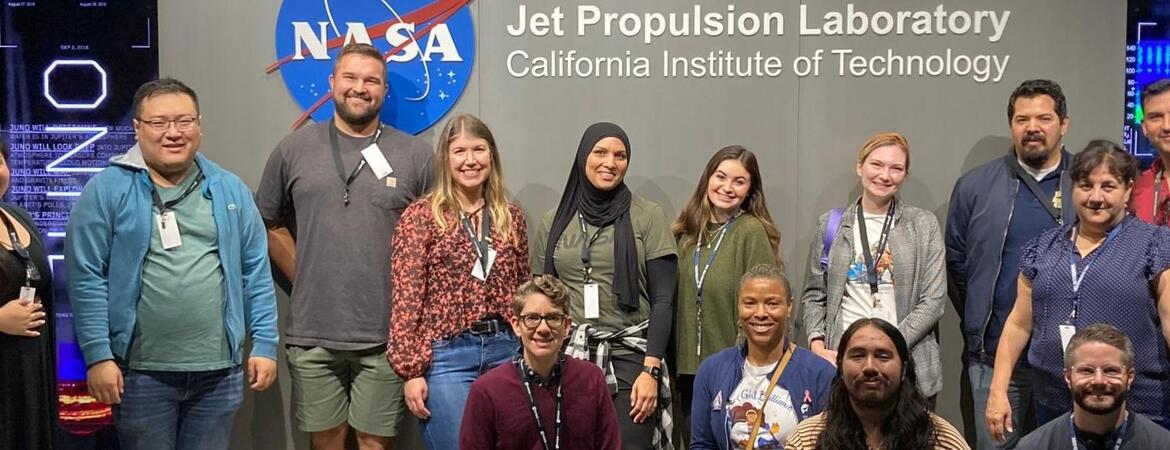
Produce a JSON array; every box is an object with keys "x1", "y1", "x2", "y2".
[{"x1": 820, "y1": 208, "x2": 843, "y2": 271}]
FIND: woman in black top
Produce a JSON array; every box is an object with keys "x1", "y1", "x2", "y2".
[{"x1": 0, "y1": 139, "x2": 57, "y2": 449}]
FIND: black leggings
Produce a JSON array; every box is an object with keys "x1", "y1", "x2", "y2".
[{"x1": 611, "y1": 352, "x2": 658, "y2": 450}]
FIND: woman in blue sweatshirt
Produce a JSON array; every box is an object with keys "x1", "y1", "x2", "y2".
[{"x1": 690, "y1": 264, "x2": 834, "y2": 449}]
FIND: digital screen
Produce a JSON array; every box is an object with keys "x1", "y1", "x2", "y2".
[
  {"x1": 1, "y1": 0, "x2": 158, "y2": 434},
  {"x1": 1125, "y1": 0, "x2": 1170, "y2": 162}
]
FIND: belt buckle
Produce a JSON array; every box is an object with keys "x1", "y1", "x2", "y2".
[{"x1": 470, "y1": 319, "x2": 497, "y2": 335}]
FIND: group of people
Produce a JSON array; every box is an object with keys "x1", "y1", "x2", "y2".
[{"x1": 4, "y1": 41, "x2": 1170, "y2": 450}]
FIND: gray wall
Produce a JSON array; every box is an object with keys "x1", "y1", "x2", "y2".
[{"x1": 158, "y1": 1, "x2": 1125, "y2": 448}]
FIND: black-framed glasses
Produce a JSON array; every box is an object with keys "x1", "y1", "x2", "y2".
[
  {"x1": 519, "y1": 313, "x2": 567, "y2": 329},
  {"x1": 136, "y1": 116, "x2": 199, "y2": 132}
]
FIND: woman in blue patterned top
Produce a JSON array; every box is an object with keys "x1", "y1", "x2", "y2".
[{"x1": 986, "y1": 140, "x2": 1170, "y2": 443}]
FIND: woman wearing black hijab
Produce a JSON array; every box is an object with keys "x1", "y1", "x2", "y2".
[{"x1": 532, "y1": 123, "x2": 678, "y2": 450}]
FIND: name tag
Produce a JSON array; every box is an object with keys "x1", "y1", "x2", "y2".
[
  {"x1": 361, "y1": 144, "x2": 394, "y2": 179},
  {"x1": 471, "y1": 248, "x2": 497, "y2": 281},
  {"x1": 156, "y1": 211, "x2": 183, "y2": 249},
  {"x1": 583, "y1": 283, "x2": 600, "y2": 319},
  {"x1": 1059, "y1": 324, "x2": 1076, "y2": 351},
  {"x1": 19, "y1": 286, "x2": 36, "y2": 303}
]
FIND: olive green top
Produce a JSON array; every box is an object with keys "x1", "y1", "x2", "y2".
[
  {"x1": 531, "y1": 195, "x2": 677, "y2": 335},
  {"x1": 673, "y1": 214, "x2": 776, "y2": 374}
]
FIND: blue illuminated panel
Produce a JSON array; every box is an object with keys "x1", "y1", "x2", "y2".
[
  {"x1": 1125, "y1": 2, "x2": 1170, "y2": 161},
  {"x1": 1, "y1": 0, "x2": 158, "y2": 436}
]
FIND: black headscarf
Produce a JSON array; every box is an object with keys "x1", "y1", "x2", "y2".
[{"x1": 543, "y1": 123, "x2": 639, "y2": 311}]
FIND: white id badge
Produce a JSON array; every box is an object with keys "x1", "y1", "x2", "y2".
[
  {"x1": 871, "y1": 305, "x2": 891, "y2": 322},
  {"x1": 471, "y1": 248, "x2": 498, "y2": 281},
  {"x1": 156, "y1": 211, "x2": 183, "y2": 249},
  {"x1": 584, "y1": 283, "x2": 601, "y2": 319},
  {"x1": 361, "y1": 144, "x2": 394, "y2": 179},
  {"x1": 19, "y1": 286, "x2": 36, "y2": 303},
  {"x1": 1059, "y1": 324, "x2": 1076, "y2": 351}
]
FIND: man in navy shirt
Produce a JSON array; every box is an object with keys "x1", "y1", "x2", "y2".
[{"x1": 946, "y1": 79, "x2": 1078, "y2": 449}]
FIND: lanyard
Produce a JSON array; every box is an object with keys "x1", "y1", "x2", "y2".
[
  {"x1": 1011, "y1": 158, "x2": 1064, "y2": 225},
  {"x1": 577, "y1": 214, "x2": 605, "y2": 283},
  {"x1": 0, "y1": 210, "x2": 41, "y2": 285},
  {"x1": 856, "y1": 199, "x2": 896, "y2": 295},
  {"x1": 328, "y1": 121, "x2": 382, "y2": 207},
  {"x1": 1068, "y1": 412, "x2": 1127, "y2": 450},
  {"x1": 151, "y1": 169, "x2": 205, "y2": 217},
  {"x1": 692, "y1": 212, "x2": 740, "y2": 356},
  {"x1": 461, "y1": 208, "x2": 492, "y2": 276},
  {"x1": 1155, "y1": 169, "x2": 1167, "y2": 226},
  {"x1": 1068, "y1": 223, "x2": 1123, "y2": 299},
  {"x1": 516, "y1": 357, "x2": 563, "y2": 450}
]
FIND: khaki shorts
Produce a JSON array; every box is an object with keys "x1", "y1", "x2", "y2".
[{"x1": 286, "y1": 345, "x2": 405, "y2": 436}]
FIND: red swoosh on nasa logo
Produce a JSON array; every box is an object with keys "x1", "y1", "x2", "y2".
[
  {"x1": 266, "y1": 0, "x2": 471, "y2": 74},
  {"x1": 281, "y1": 0, "x2": 471, "y2": 129}
]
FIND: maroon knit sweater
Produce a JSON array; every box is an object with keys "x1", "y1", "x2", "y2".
[{"x1": 459, "y1": 356, "x2": 621, "y2": 450}]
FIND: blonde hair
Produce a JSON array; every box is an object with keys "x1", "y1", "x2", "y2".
[
  {"x1": 857, "y1": 132, "x2": 911, "y2": 171},
  {"x1": 426, "y1": 114, "x2": 515, "y2": 243}
]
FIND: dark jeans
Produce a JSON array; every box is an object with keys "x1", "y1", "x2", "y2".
[{"x1": 113, "y1": 366, "x2": 243, "y2": 450}]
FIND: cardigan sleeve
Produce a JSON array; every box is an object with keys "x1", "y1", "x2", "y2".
[{"x1": 897, "y1": 214, "x2": 947, "y2": 348}]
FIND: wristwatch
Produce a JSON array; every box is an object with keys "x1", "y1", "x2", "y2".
[{"x1": 641, "y1": 365, "x2": 662, "y2": 381}]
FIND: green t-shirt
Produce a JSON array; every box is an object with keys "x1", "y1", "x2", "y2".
[
  {"x1": 531, "y1": 195, "x2": 676, "y2": 337},
  {"x1": 673, "y1": 215, "x2": 777, "y2": 374},
  {"x1": 128, "y1": 170, "x2": 230, "y2": 371}
]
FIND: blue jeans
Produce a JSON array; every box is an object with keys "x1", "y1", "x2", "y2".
[
  {"x1": 113, "y1": 366, "x2": 244, "y2": 450},
  {"x1": 969, "y1": 360, "x2": 1033, "y2": 450},
  {"x1": 419, "y1": 329, "x2": 517, "y2": 450}
]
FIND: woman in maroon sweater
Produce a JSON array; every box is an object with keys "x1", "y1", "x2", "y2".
[
  {"x1": 388, "y1": 114, "x2": 530, "y2": 450},
  {"x1": 460, "y1": 275, "x2": 621, "y2": 450}
]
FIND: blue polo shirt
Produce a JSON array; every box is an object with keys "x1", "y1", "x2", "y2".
[{"x1": 984, "y1": 169, "x2": 1061, "y2": 358}]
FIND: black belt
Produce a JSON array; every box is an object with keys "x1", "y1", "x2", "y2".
[{"x1": 468, "y1": 317, "x2": 507, "y2": 335}]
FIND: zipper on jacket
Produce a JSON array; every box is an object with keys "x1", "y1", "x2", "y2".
[{"x1": 978, "y1": 178, "x2": 1018, "y2": 360}]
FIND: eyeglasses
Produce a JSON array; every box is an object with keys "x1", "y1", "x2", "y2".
[
  {"x1": 1069, "y1": 364, "x2": 1128, "y2": 380},
  {"x1": 136, "y1": 116, "x2": 199, "y2": 132},
  {"x1": 518, "y1": 313, "x2": 567, "y2": 329}
]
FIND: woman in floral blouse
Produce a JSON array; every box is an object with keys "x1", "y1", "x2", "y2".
[{"x1": 387, "y1": 114, "x2": 530, "y2": 450}]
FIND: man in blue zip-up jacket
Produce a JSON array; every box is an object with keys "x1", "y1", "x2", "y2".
[
  {"x1": 65, "y1": 78, "x2": 279, "y2": 450},
  {"x1": 945, "y1": 79, "x2": 1077, "y2": 449}
]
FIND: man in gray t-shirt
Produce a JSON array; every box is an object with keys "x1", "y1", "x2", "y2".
[{"x1": 256, "y1": 43, "x2": 432, "y2": 450}]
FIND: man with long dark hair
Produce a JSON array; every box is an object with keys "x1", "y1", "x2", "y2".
[{"x1": 784, "y1": 318, "x2": 968, "y2": 450}]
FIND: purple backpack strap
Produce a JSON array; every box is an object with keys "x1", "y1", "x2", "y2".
[{"x1": 820, "y1": 208, "x2": 843, "y2": 271}]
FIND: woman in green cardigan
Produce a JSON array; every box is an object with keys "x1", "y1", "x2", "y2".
[{"x1": 671, "y1": 145, "x2": 781, "y2": 422}]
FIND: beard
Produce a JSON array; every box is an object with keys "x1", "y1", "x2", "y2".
[
  {"x1": 847, "y1": 378, "x2": 898, "y2": 410},
  {"x1": 1073, "y1": 385, "x2": 1127, "y2": 415},
  {"x1": 1017, "y1": 132, "x2": 1053, "y2": 169},
  {"x1": 334, "y1": 94, "x2": 381, "y2": 129}
]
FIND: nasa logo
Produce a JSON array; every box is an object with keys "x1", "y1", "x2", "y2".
[{"x1": 270, "y1": 0, "x2": 475, "y2": 134}]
